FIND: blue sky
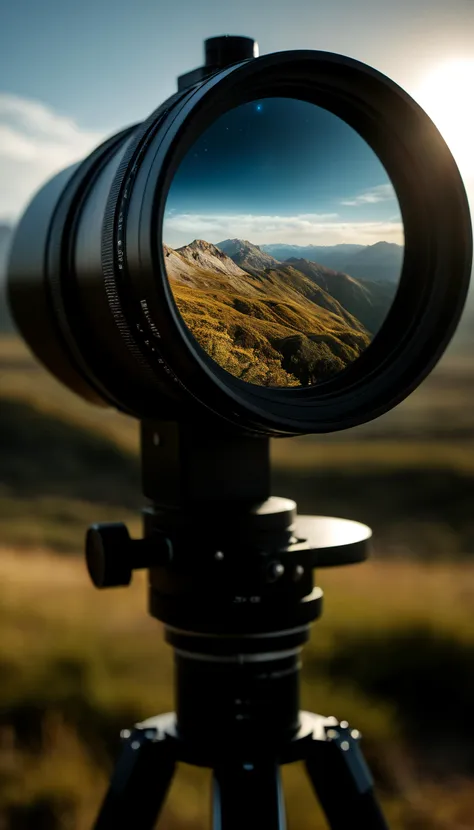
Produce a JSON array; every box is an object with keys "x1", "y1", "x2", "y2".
[
  {"x1": 0, "y1": 0, "x2": 473, "y2": 225},
  {"x1": 163, "y1": 98, "x2": 402, "y2": 247}
]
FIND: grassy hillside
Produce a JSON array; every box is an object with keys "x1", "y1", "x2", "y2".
[
  {"x1": 286, "y1": 257, "x2": 398, "y2": 334},
  {"x1": 166, "y1": 240, "x2": 372, "y2": 386}
]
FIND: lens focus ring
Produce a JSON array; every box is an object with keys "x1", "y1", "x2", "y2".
[{"x1": 100, "y1": 91, "x2": 192, "y2": 396}]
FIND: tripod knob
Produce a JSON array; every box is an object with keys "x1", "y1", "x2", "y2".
[
  {"x1": 86, "y1": 522, "x2": 173, "y2": 589},
  {"x1": 86, "y1": 523, "x2": 134, "y2": 588}
]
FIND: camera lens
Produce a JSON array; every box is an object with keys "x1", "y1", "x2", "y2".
[
  {"x1": 163, "y1": 97, "x2": 403, "y2": 388},
  {"x1": 7, "y1": 50, "x2": 471, "y2": 435}
]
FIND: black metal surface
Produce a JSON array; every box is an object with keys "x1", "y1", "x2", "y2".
[
  {"x1": 85, "y1": 522, "x2": 172, "y2": 588},
  {"x1": 174, "y1": 646, "x2": 302, "y2": 750},
  {"x1": 213, "y1": 762, "x2": 286, "y2": 830},
  {"x1": 141, "y1": 420, "x2": 271, "y2": 506},
  {"x1": 177, "y1": 35, "x2": 258, "y2": 92},
  {"x1": 205, "y1": 35, "x2": 258, "y2": 68},
  {"x1": 93, "y1": 725, "x2": 175, "y2": 829},
  {"x1": 136, "y1": 421, "x2": 365, "y2": 630},
  {"x1": 305, "y1": 722, "x2": 390, "y2": 830}
]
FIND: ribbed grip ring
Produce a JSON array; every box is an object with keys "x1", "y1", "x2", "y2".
[{"x1": 100, "y1": 89, "x2": 192, "y2": 389}]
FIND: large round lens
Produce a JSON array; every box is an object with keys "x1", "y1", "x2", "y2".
[{"x1": 163, "y1": 97, "x2": 404, "y2": 388}]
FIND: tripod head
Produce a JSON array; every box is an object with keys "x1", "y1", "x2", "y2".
[
  {"x1": 84, "y1": 421, "x2": 385, "y2": 827},
  {"x1": 86, "y1": 421, "x2": 370, "y2": 752}
]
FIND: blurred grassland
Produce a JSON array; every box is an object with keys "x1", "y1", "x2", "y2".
[
  {"x1": 4, "y1": 334, "x2": 474, "y2": 559},
  {"x1": 2, "y1": 334, "x2": 474, "y2": 827},
  {"x1": 3, "y1": 334, "x2": 474, "y2": 459},
  {"x1": 1, "y1": 550, "x2": 474, "y2": 829}
]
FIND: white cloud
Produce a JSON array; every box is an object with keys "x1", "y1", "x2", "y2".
[
  {"x1": 163, "y1": 212, "x2": 404, "y2": 247},
  {"x1": 164, "y1": 211, "x2": 340, "y2": 237},
  {"x1": 341, "y1": 183, "x2": 396, "y2": 207},
  {"x1": 0, "y1": 93, "x2": 106, "y2": 222}
]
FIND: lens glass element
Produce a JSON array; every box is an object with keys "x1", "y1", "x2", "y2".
[{"x1": 163, "y1": 97, "x2": 404, "y2": 387}]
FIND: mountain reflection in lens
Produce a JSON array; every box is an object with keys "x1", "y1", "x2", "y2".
[{"x1": 163, "y1": 97, "x2": 404, "y2": 388}]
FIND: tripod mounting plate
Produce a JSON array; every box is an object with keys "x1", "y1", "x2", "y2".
[{"x1": 288, "y1": 515, "x2": 371, "y2": 567}]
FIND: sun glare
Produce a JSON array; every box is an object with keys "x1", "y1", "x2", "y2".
[{"x1": 415, "y1": 59, "x2": 474, "y2": 183}]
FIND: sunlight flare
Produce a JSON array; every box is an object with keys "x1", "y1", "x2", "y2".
[{"x1": 415, "y1": 59, "x2": 474, "y2": 184}]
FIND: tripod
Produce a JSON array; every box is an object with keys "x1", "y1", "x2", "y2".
[{"x1": 86, "y1": 421, "x2": 389, "y2": 829}]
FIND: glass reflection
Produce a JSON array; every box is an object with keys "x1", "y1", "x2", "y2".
[{"x1": 163, "y1": 97, "x2": 404, "y2": 387}]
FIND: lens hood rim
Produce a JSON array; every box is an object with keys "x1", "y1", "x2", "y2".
[{"x1": 118, "y1": 48, "x2": 471, "y2": 434}]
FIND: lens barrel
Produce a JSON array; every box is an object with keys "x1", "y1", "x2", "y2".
[{"x1": 7, "y1": 49, "x2": 472, "y2": 435}]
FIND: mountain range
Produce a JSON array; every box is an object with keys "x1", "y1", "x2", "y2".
[
  {"x1": 259, "y1": 241, "x2": 404, "y2": 283},
  {"x1": 164, "y1": 238, "x2": 399, "y2": 386}
]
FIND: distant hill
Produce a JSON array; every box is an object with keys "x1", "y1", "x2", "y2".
[
  {"x1": 261, "y1": 240, "x2": 404, "y2": 284},
  {"x1": 341, "y1": 241, "x2": 404, "y2": 283},
  {"x1": 216, "y1": 238, "x2": 281, "y2": 276},
  {"x1": 165, "y1": 239, "x2": 371, "y2": 387},
  {"x1": 285, "y1": 257, "x2": 398, "y2": 335},
  {"x1": 0, "y1": 224, "x2": 14, "y2": 333},
  {"x1": 261, "y1": 242, "x2": 365, "y2": 272}
]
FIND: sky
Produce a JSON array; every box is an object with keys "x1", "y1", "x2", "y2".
[
  {"x1": 0, "y1": 0, "x2": 473, "y2": 232},
  {"x1": 163, "y1": 97, "x2": 403, "y2": 248}
]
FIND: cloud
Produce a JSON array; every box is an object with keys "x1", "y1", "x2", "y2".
[
  {"x1": 163, "y1": 211, "x2": 404, "y2": 247},
  {"x1": 164, "y1": 211, "x2": 339, "y2": 237},
  {"x1": 341, "y1": 183, "x2": 396, "y2": 207},
  {"x1": 0, "y1": 93, "x2": 107, "y2": 222}
]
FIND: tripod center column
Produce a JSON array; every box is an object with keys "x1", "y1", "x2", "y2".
[{"x1": 171, "y1": 629, "x2": 306, "y2": 752}]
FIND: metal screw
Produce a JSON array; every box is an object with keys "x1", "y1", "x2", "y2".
[
  {"x1": 341, "y1": 741, "x2": 350, "y2": 751},
  {"x1": 215, "y1": 551, "x2": 225, "y2": 561},
  {"x1": 340, "y1": 720, "x2": 349, "y2": 729},
  {"x1": 351, "y1": 729, "x2": 360, "y2": 740},
  {"x1": 294, "y1": 564, "x2": 304, "y2": 581},
  {"x1": 268, "y1": 561, "x2": 285, "y2": 581}
]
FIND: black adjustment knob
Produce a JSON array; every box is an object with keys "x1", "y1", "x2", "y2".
[
  {"x1": 204, "y1": 35, "x2": 258, "y2": 68},
  {"x1": 86, "y1": 523, "x2": 134, "y2": 589}
]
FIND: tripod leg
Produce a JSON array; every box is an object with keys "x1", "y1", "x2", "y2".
[
  {"x1": 304, "y1": 722, "x2": 389, "y2": 830},
  {"x1": 212, "y1": 761, "x2": 286, "y2": 830},
  {"x1": 93, "y1": 724, "x2": 176, "y2": 830}
]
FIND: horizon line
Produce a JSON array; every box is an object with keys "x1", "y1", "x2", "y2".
[{"x1": 163, "y1": 237, "x2": 404, "y2": 250}]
